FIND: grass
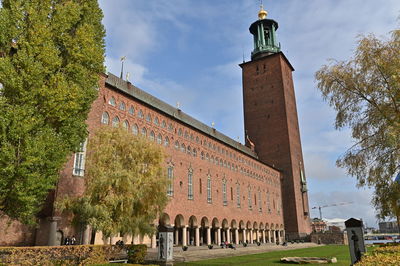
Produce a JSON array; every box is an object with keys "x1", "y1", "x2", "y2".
[{"x1": 176, "y1": 245, "x2": 352, "y2": 266}]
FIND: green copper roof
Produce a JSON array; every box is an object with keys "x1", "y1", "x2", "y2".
[{"x1": 105, "y1": 73, "x2": 260, "y2": 159}]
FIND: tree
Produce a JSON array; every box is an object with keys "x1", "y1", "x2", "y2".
[
  {"x1": 0, "y1": 0, "x2": 105, "y2": 225},
  {"x1": 315, "y1": 29, "x2": 400, "y2": 219},
  {"x1": 60, "y1": 127, "x2": 169, "y2": 240}
]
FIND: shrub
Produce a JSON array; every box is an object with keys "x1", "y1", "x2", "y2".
[
  {"x1": 357, "y1": 244, "x2": 400, "y2": 266},
  {"x1": 126, "y1": 244, "x2": 147, "y2": 264}
]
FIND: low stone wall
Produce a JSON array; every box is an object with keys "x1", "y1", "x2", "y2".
[{"x1": 310, "y1": 232, "x2": 347, "y2": 245}]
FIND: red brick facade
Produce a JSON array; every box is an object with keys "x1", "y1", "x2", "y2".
[{"x1": 241, "y1": 52, "x2": 311, "y2": 239}]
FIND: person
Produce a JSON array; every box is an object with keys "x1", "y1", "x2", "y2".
[
  {"x1": 159, "y1": 234, "x2": 165, "y2": 259},
  {"x1": 70, "y1": 235, "x2": 76, "y2": 245},
  {"x1": 64, "y1": 236, "x2": 70, "y2": 245}
]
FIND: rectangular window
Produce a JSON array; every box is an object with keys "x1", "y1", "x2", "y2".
[
  {"x1": 222, "y1": 180, "x2": 227, "y2": 206},
  {"x1": 207, "y1": 176, "x2": 212, "y2": 203},
  {"x1": 258, "y1": 191, "x2": 262, "y2": 212},
  {"x1": 167, "y1": 167, "x2": 174, "y2": 196},
  {"x1": 73, "y1": 140, "x2": 87, "y2": 177},
  {"x1": 248, "y1": 188, "x2": 252, "y2": 210},
  {"x1": 236, "y1": 184, "x2": 241, "y2": 208},
  {"x1": 267, "y1": 192, "x2": 271, "y2": 213},
  {"x1": 199, "y1": 178, "x2": 202, "y2": 194},
  {"x1": 188, "y1": 171, "x2": 193, "y2": 200}
]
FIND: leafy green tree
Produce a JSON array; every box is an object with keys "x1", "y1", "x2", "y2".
[
  {"x1": 0, "y1": 0, "x2": 105, "y2": 225},
  {"x1": 60, "y1": 127, "x2": 169, "y2": 241},
  {"x1": 315, "y1": 29, "x2": 400, "y2": 219}
]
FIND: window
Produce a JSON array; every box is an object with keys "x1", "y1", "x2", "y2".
[
  {"x1": 101, "y1": 112, "x2": 109, "y2": 124},
  {"x1": 248, "y1": 187, "x2": 252, "y2": 210},
  {"x1": 122, "y1": 120, "x2": 129, "y2": 130},
  {"x1": 178, "y1": 128, "x2": 183, "y2": 136},
  {"x1": 187, "y1": 146, "x2": 191, "y2": 155},
  {"x1": 180, "y1": 143, "x2": 186, "y2": 153},
  {"x1": 190, "y1": 134, "x2": 194, "y2": 141},
  {"x1": 128, "y1": 106, "x2": 135, "y2": 115},
  {"x1": 258, "y1": 190, "x2": 262, "y2": 212},
  {"x1": 157, "y1": 134, "x2": 162, "y2": 144},
  {"x1": 138, "y1": 109, "x2": 144, "y2": 118},
  {"x1": 174, "y1": 141, "x2": 179, "y2": 150},
  {"x1": 162, "y1": 120, "x2": 167, "y2": 128},
  {"x1": 222, "y1": 179, "x2": 227, "y2": 206},
  {"x1": 199, "y1": 178, "x2": 202, "y2": 194},
  {"x1": 231, "y1": 187, "x2": 233, "y2": 201},
  {"x1": 108, "y1": 97, "x2": 116, "y2": 106},
  {"x1": 184, "y1": 131, "x2": 189, "y2": 139},
  {"x1": 201, "y1": 151, "x2": 204, "y2": 160},
  {"x1": 141, "y1": 127, "x2": 147, "y2": 137},
  {"x1": 154, "y1": 117, "x2": 159, "y2": 126},
  {"x1": 146, "y1": 113, "x2": 152, "y2": 123},
  {"x1": 188, "y1": 169, "x2": 193, "y2": 200},
  {"x1": 119, "y1": 101, "x2": 126, "y2": 111},
  {"x1": 196, "y1": 136, "x2": 199, "y2": 143},
  {"x1": 164, "y1": 136, "x2": 170, "y2": 147},
  {"x1": 168, "y1": 123, "x2": 173, "y2": 131},
  {"x1": 236, "y1": 183, "x2": 241, "y2": 208},
  {"x1": 267, "y1": 191, "x2": 271, "y2": 213},
  {"x1": 167, "y1": 167, "x2": 174, "y2": 196},
  {"x1": 193, "y1": 148, "x2": 197, "y2": 157},
  {"x1": 149, "y1": 131, "x2": 155, "y2": 141},
  {"x1": 112, "y1": 116, "x2": 120, "y2": 127},
  {"x1": 132, "y1": 124, "x2": 138, "y2": 135},
  {"x1": 73, "y1": 140, "x2": 87, "y2": 176},
  {"x1": 206, "y1": 153, "x2": 209, "y2": 161},
  {"x1": 207, "y1": 175, "x2": 212, "y2": 203}
]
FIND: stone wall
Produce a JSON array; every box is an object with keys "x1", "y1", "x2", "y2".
[{"x1": 310, "y1": 231, "x2": 347, "y2": 245}]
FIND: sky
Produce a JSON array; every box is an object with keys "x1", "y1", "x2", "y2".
[{"x1": 97, "y1": 0, "x2": 399, "y2": 228}]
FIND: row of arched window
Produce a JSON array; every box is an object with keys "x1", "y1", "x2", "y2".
[{"x1": 102, "y1": 111, "x2": 279, "y2": 188}]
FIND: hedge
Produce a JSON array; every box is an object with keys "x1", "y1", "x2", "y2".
[
  {"x1": 0, "y1": 244, "x2": 146, "y2": 265},
  {"x1": 357, "y1": 244, "x2": 400, "y2": 266}
]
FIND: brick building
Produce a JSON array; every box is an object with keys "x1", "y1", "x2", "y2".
[{"x1": 0, "y1": 5, "x2": 311, "y2": 247}]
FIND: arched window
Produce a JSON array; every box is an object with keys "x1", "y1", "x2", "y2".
[
  {"x1": 196, "y1": 136, "x2": 199, "y2": 143},
  {"x1": 146, "y1": 113, "x2": 152, "y2": 123},
  {"x1": 119, "y1": 101, "x2": 126, "y2": 111},
  {"x1": 236, "y1": 183, "x2": 241, "y2": 208},
  {"x1": 184, "y1": 131, "x2": 189, "y2": 139},
  {"x1": 122, "y1": 120, "x2": 129, "y2": 130},
  {"x1": 188, "y1": 169, "x2": 193, "y2": 200},
  {"x1": 162, "y1": 120, "x2": 167, "y2": 128},
  {"x1": 112, "y1": 116, "x2": 120, "y2": 127},
  {"x1": 149, "y1": 131, "x2": 155, "y2": 141},
  {"x1": 138, "y1": 109, "x2": 144, "y2": 118},
  {"x1": 168, "y1": 123, "x2": 173, "y2": 131},
  {"x1": 222, "y1": 179, "x2": 227, "y2": 206},
  {"x1": 187, "y1": 146, "x2": 191, "y2": 155},
  {"x1": 101, "y1": 112, "x2": 109, "y2": 124},
  {"x1": 180, "y1": 143, "x2": 186, "y2": 153},
  {"x1": 178, "y1": 128, "x2": 183, "y2": 136},
  {"x1": 128, "y1": 106, "x2": 135, "y2": 115},
  {"x1": 108, "y1": 97, "x2": 116, "y2": 106},
  {"x1": 141, "y1": 127, "x2": 147, "y2": 137},
  {"x1": 207, "y1": 174, "x2": 212, "y2": 203},
  {"x1": 190, "y1": 134, "x2": 194, "y2": 141},
  {"x1": 167, "y1": 166, "x2": 174, "y2": 196},
  {"x1": 164, "y1": 136, "x2": 170, "y2": 147},
  {"x1": 157, "y1": 134, "x2": 162, "y2": 144},
  {"x1": 201, "y1": 151, "x2": 204, "y2": 160},
  {"x1": 154, "y1": 117, "x2": 159, "y2": 126},
  {"x1": 174, "y1": 141, "x2": 179, "y2": 150},
  {"x1": 132, "y1": 124, "x2": 138, "y2": 135},
  {"x1": 193, "y1": 148, "x2": 197, "y2": 157}
]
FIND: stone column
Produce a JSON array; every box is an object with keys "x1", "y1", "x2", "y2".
[
  {"x1": 249, "y1": 229, "x2": 253, "y2": 244},
  {"x1": 182, "y1": 226, "x2": 187, "y2": 246},
  {"x1": 262, "y1": 230, "x2": 266, "y2": 243},
  {"x1": 243, "y1": 229, "x2": 247, "y2": 243},
  {"x1": 151, "y1": 234, "x2": 157, "y2": 248},
  {"x1": 47, "y1": 217, "x2": 61, "y2": 246},
  {"x1": 235, "y1": 228, "x2": 239, "y2": 245},
  {"x1": 187, "y1": 228, "x2": 191, "y2": 245},
  {"x1": 195, "y1": 227, "x2": 200, "y2": 246},
  {"x1": 207, "y1": 227, "x2": 211, "y2": 245},
  {"x1": 217, "y1": 227, "x2": 221, "y2": 245},
  {"x1": 227, "y1": 228, "x2": 231, "y2": 243},
  {"x1": 283, "y1": 230, "x2": 286, "y2": 242},
  {"x1": 268, "y1": 230, "x2": 271, "y2": 243}
]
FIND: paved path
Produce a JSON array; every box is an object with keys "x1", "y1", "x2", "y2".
[{"x1": 146, "y1": 242, "x2": 320, "y2": 263}]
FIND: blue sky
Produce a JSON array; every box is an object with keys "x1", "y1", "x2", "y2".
[{"x1": 98, "y1": 0, "x2": 399, "y2": 228}]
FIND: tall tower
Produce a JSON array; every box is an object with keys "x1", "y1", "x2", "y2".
[{"x1": 240, "y1": 5, "x2": 311, "y2": 239}]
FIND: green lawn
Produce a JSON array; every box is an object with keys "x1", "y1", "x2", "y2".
[{"x1": 176, "y1": 245, "x2": 352, "y2": 266}]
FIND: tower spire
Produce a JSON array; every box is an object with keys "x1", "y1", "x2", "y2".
[{"x1": 258, "y1": 1, "x2": 268, "y2": 20}]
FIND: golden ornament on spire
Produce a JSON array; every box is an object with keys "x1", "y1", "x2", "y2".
[{"x1": 258, "y1": 4, "x2": 268, "y2": 20}]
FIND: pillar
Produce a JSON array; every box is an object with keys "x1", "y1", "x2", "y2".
[
  {"x1": 235, "y1": 228, "x2": 239, "y2": 245},
  {"x1": 187, "y1": 228, "x2": 191, "y2": 245},
  {"x1": 182, "y1": 226, "x2": 187, "y2": 246},
  {"x1": 283, "y1": 230, "x2": 286, "y2": 242},
  {"x1": 195, "y1": 227, "x2": 200, "y2": 246},
  {"x1": 262, "y1": 230, "x2": 266, "y2": 243},
  {"x1": 47, "y1": 217, "x2": 60, "y2": 246},
  {"x1": 207, "y1": 227, "x2": 211, "y2": 245},
  {"x1": 151, "y1": 234, "x2": 157, "y2": 248},
  {"x1": 217, "y1": 227, "x2": 221, "y2": 245},
  {"x1": 227, "y1": 228, "x2": 231, "y2": 243},
  {"x1": 249, "y1": 229, "x2": 253, "y2": 243},
  {"x1": 243, "y1": 229, "x2": 247, "y2": 243}
]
